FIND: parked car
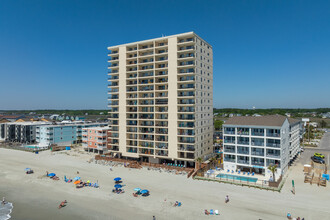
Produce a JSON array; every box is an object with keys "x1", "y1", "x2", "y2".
[
  {"x1": 311, "y1": 156, "x2": 325, "y2": 164},
  {"x1": 314, "y1": 153, "x2": 325, "y2": 158}
]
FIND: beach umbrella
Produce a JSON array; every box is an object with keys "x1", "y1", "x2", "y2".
[
  {"x1": 114, "y1": 177, "x2": 121, "y2": 181},
  {"x1": 134, "y1": 188, "x2": 141, "y2": 192},
  {"x1": 24, "y1": 168, "x2": 31, "y2": 171},
  {"x1": 140, "y1": 190, "x2": 149, "y2": 194},
  {"x1": 74, "y1": 177, "x2": 81, "y2": 181},
  {"x1": 48, "y1": 173, "x2": 56, "y2": 177},
  {"x1": 114, "y1": 184, "x2": 122, "y2": 188},
  {"x1": 87, "y1": 180, "x2": 90, "y2": 184},
  {"x1": 74, "y1": 180, "x2": 80, "y2": 184}
]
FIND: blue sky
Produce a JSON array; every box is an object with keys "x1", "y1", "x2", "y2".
[{"x1": 0, "y1": 0, "x2": 329, "y2": 110}]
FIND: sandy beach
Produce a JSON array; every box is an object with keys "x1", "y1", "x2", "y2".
[{"x1": 0, "y1": 148, "x2": 329, "y2": 220}]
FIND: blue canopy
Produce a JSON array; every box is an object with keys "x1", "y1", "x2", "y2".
[
  {"x1": 24, "y1": 168, "x2": 31, "y2": 171},
  {"x1": 114, "y1": 184, "x2": 122, "y2": 188},
  {"x1": 140, "y1": 190, "x2": 149, "y2": 194},
  {"x1": 74, "y1": 177, "x2": 81, "y2": 181},
  {"x1": 48, "y1": 173, "x2": 56, "y2": 177},
  {"x1": 134, "y1": 188, "x2": 141, "y2": 191},
  {"x1": 114, "y1": 177, "x2": 121, "y2": 181}
]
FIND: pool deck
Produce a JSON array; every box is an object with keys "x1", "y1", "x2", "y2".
[{"x1": 204, "y1": 169, "x2": 267, "y2": 185}]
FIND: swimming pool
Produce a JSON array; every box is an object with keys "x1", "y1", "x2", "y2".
[{"x1": 216, "y1": 174, "x2": 258, "y2": 183}]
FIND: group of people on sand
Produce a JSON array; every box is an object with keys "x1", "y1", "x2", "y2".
[
  {"x1": 112, "y1": 188, "x2": 125, "y2": 194},
  {"x1": 287, "y1": 213, "x2": 304, "y2": 220},
  {"x1": 204, "y1": 195, "x2": 229, "y2": 215}
]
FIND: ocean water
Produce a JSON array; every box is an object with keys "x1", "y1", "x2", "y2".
[{"x1": 0, "y1": 202, "x2": 13, "y2": 220}]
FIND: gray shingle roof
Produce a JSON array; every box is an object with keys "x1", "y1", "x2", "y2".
[{"x1": 224, "y1": 115, "x2": 287, "y2": 127}]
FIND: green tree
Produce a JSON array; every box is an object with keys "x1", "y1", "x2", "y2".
[
  {"x1": 320, "y1": 120, "x2": 327, "y2": 128},
  {"x1": 214, "y1": 120, "x2": 224, "y2": 131},
  {"x1": 267, "y1": 164, "x2": 278, "y2": 182}
]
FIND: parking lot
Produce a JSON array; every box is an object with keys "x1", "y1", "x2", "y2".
[{"x1": 298, "y1": 130, "x2": 330, "y2": 167}]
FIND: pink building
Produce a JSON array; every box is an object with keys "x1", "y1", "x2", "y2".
[{"x1": 82, "y1": 126, "x2": 110, "y2": 154}]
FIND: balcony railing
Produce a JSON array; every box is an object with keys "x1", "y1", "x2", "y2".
[
  {"x1": 251, "y1": 151, "x2": 264, "y2": 156},
  {"x1": 237, "y1": 160, "x2": 249, "y2": 165},
  {"x1": 266, "y1": 143, "x2": 281, "y2": 148},
  {"x1": 267, "y1": 133, "x2": 280, "y2": 137},
  {"x1": 237, "y1": 141, "x2": 249, "y2": 145}
]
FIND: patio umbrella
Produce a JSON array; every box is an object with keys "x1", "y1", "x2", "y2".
[
  {"x1": 48, "y1": 173, "x2": 56, "y2": 177},
  {"x1": 140, "y1": 190, "x2": 149, "y2": 194},
  {"x1": 114, "y1": 177, "x2": 121, "y2": 181},
  {"x1": 114, "y1": 184, "x2": 122, "y2": 188},
  {"x1": 74, "y1": 177, "x2": 81, "y2": 181},
  {"x1": 134, "y1": 188, "x2": 141, "y2": 192},
  {"x1": 74, "y1": 180, "x2": 81, "y2": 184},
  {"x1": 24, "y1": 168, "x2": 31, "y2": 171}
]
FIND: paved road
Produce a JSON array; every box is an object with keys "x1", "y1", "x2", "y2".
[{"x1": 298, "y1": 131, "x2": 330, "y2": 166}]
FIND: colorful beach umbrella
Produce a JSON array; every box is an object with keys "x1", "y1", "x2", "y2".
[
  {"x1": 74, "y1": 177, "x2": 81, "y2": 181},
  {"x1": 74, "y1": 180, "x2": 80, "y2": 184},
  {"x1": 48, "y1": 173, "x2": 56, "y2": 177},
  {"x1": 114, "y1": 184, "x2": 122, "y2": 188},
  {"x1": 140, "y1": 190, "x2": 149, "y2": 194},
  {"x1": 134, "y1": 188, "x2": 141, "y2": 192},
  {"x1": 114, "y1": 177, "x2": 121, "y2": 181}
]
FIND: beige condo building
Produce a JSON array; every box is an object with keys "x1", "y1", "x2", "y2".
[{"x1": 107, "y1": 32, "x2": 213, "y2": 167}]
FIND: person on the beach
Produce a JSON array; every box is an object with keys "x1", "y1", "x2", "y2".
[
  {"x1": 46, "y1": 171, "x2": 49, "y2": 176},
  {"x1": 153, "y1": 216, "x2": 156, "y2": 220},
  {"x1": 77, "y1": 171, "x2": 79, "y2": 174},
  {"x1": 2, "y1": 197, "x2": 5, "y2": 205},
  {"x1": 58, "y1": 200, "x2": 67, "y2": 209},
  {"x1": 225, "y1": 195, "x2": 229, "y2": 203}
]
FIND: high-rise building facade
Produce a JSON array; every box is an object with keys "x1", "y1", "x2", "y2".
[{"x1": 107, "y1": 32, "x2": 213, "y2": 167}]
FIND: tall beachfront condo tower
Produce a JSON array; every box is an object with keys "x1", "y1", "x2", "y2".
[{"x1": 107, "y1": 32, "x2": 213, "y2": 167}]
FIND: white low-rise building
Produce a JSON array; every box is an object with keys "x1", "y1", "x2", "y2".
[
  {"x1": 288, "y1": 118, "x2": 301, "y2": 163},
  {"x1": 223, "y1": 115, "x2": 291, "y2": 181}
]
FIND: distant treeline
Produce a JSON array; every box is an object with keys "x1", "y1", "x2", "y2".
[
  {"x1": 213, "y1": 108, "x2": 330, "y2": 116},
  {"x1": 0, "y1": 110, "x2": 108, "y2": 116}
]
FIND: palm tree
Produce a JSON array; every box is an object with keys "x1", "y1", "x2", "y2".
[
  {"x1": 267, "y1": 164, "x2": 278, "y2": 182},
  {"x1": 209, "y1": 157, "x2": 217, "y2": 168},
  {"x1": 195, "y1": 157, "x2": 203, "y2": 169}
]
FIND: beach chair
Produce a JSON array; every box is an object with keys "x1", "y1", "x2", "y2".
[
  {"x1": 210, "y1": 209, "x2": 214, "y2": 215},
  {"x1": 215, "y1": 210, "x2": 219, "y2": 215},
  {"x1": 247, "y1": 172, "x2": 250, "y2": 175}
]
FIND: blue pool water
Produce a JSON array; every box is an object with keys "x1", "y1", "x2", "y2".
[
  {"x1": 24, "y1": 146, "x2": 37, "y2": 149},
  {"x1": 216, "y1": 174, "x2": 258, "y2": 183}
]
